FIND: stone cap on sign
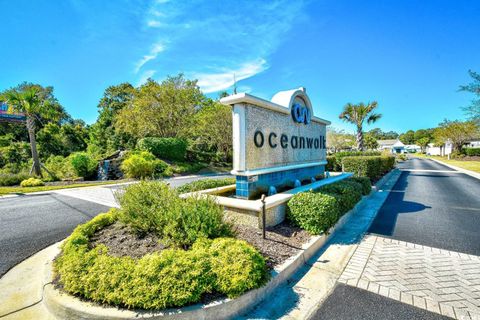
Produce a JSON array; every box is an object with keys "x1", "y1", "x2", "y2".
[{"x1": 220, "y1": 88, "x2": 331, "y2": 125}]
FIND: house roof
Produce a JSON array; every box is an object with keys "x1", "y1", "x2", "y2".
[{"x1": 377, "y1": 139, "x2": 399, "y2": 146}]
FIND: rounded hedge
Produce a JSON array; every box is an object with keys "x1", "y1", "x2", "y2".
[
  {"x1": 137, "y1": 137, "x2": 188, "y2": 162},
  {"x1": 54, "y1": 210, "x2": 268, "y2": 310},
  {"x1": 287, "y1": 178, "x2": 369, "y2": 235},
  {"x1": 349, "y1": 177, "x2": 372, "y2": 196},
  {"x1": 20, "y1": 177, "x2": 45, "y2": 187},
  {"x1": 120, "y1": 151, "x2": 168, "y2": 179},
  {"x1": 287, "y1": 192, "x2": 339, "y2": 235},
  {"x1": 319, "y1": 181, "x2": 362, "y2": 214}
]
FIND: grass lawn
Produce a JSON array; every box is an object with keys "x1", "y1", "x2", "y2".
[
  {"x1": 412, "y1": 153, "x2": 480, "y2": 173},
  {"x1": 0, "y1": 180, "x2": 129, "y2": 196}
]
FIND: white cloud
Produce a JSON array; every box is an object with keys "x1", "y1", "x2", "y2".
[
  {"x1": 136, "y1": 70, "x2": 156, "y2": 86},
  {"x1": 193, "y1": 59, "x2": 268, "y2": 93},
  {"x1": 146, "y1": 20, "x2": 163, "y2": 27},
  {"x1": 134, "y1": 0, "x2": 307, "y2": 92},
  {"x1": 134, "y1": 42, "x2": 165, "y2": 73}
]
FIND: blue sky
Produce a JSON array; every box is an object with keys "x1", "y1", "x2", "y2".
[{"x1": 1, "y1": 0, "x2": 479, "y2": 134}]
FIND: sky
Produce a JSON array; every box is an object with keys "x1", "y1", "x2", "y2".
[{"x1": 0, "y1": 0, "x2": 479, "y2": 134}]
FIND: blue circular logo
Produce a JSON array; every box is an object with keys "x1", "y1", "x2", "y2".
[{"x1": 291, "y1": 103, "x2": 311, "y2": 124}]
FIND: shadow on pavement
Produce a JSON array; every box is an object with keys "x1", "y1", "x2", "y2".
[{"x1": 369, "y1": 172, "x2": 431, "y2": 236}]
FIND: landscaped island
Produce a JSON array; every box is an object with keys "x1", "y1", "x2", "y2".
[{"x1": 52, "y1": 153, "x2": 393, "y2": 313}]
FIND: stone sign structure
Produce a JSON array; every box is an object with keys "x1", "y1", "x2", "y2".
[{"x1": 221, "y1": 87, "x2": 330, "y2": 199}]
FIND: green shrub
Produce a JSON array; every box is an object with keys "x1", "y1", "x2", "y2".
[
  {"x1": 349, "y1": 177, "x2": 371, "y2": 195},
  {"x1": 176, "y1": 177, "x2": 236, "y2": 194},
  {"x1": 69, "y1": 152, "x2": 97, "y2": 179},
  {"x1": 55, "y1": 211, "x2": 267, "y2": 310},
  {"x1": 380, "y1": 156, "x2": 395, "y2": 174},
  {"x1": 171, "y1": 162, "x2": 208, "y2": 174},
  {"x1": 137, "y1": 137, "x2": 188, "y2": 161},
  {"x1": 450, "y1": 151, "x2": 465, "y2": 159},
  {"x1": 0, "y1": 172, "x2": 30, "y2": 186},
  {"x1": 287, "y1": 192, "x2": 340, "y2": 234},
  {"x1": 326, "y1": 156, "x2": 337, "y2": 171},
  {"x1": 197, "y1": 238, "x2": 268, "y2": 298},
  {"x1": 342, "y1": 155, "x2": 395, "y2": 180},
  {"x1": 326, "y1": 151, "x2": 382, "y2": 172},
  {"x1": 342, "y1": 156, "x2": 381, "y2": 180},
  {"x1": 319, "y1": 181, "x2": 362, "y2": 214},
  {"x1": 20, "y1": 177, "x2": 45, "y2": 187},
  {"x1": 0, "y1": 142, "x2": 30, "y2": 168},
  {"x1": 465, "y1": 148, "x2": 480, "y2": 156},
  {"x1": 120, "y1": 151, "x2": 168, "y2": 179},
  {"x1": 117, "y1": 181, "x2": 231, "y2": 247},
  {"x1": 44, "y1": 155, "x2": 73, "y2": 180}
]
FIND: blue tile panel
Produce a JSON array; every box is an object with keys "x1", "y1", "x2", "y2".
[{"x1": 235, "y1": 165, "x2": 325, "y2": 199}]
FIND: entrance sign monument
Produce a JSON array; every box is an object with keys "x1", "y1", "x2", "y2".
[
  {"x1": 221, "y1": 87, "x2": 330, "y2": 199},
  {"x1": 0, "y1": 102, "x2": 26, "y2": 122},
  {"x1": 184, "y1": 87, "x2": 350, "y2": 228}
]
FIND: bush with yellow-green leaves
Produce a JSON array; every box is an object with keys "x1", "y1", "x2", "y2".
[
  {"x1": 54, "y1": 181, "x2": 268, "y2": 310},
  {"x1": 20, "y1": 177, "x2": 45, "y2": 187}
]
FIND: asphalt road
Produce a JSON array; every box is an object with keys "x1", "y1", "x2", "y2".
[
  {"x1": 312, "y1": 157, "x2": 480, "y2": 319},
  {"x1": 0, "y1": 174, "x2": 230, "y2": 278},
  {"x1": 369, "y1": 157, "x2": 480, "y2": 255},
  {"x1": 312, "y1": 283, "x2": 451, "y2": 320},
  {"x1": 0, "y1": 194, "x2": 110, "y2": 277}
]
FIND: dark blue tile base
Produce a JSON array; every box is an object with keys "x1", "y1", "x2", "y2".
[{"x1": 236, "y1": 165, "x2": 325, "y2": 199}]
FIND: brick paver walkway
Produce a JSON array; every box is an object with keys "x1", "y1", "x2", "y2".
[{"x1": 339, "y1": 235, "x2": 480, "y2": 319}]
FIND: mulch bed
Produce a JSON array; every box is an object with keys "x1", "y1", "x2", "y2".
[
  {"x1": 89, "y1": 222, "x2": 166, "y2": 259},
  {"x1": 232, "y1": 222, "x2": 311, "y2": 269},
  {"x1": 89, "y1": 220, "x2": 311, "y2": 269}
]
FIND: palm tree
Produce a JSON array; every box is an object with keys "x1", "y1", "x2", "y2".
[
  {"x1": 339, "y1": 101, "x2": 382, "y2": 151},
  {"x1": 3, "y1": 87, "x2": 49, "y2": 176}
]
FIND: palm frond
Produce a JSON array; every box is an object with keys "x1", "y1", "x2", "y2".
[{"x1": 367, "y1": 113, "x2": 382, "y2": 124}]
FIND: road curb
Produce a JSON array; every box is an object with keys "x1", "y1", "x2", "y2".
[{"x1": 428, "y1": 157, "x2": 480, "y2": 180}]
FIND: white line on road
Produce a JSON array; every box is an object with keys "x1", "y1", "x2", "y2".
[{"x1": 400, "y1": 169, "x2": 460, "y2": 173}]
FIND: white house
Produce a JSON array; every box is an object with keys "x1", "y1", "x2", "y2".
[
  {"x1": 465, "y1": 138, "x2": 480, "y2": 148},
  {"x1": 405, "y1": 144, "x2": 422, "y2": 153},
  {"x1": 377, "y1": 139, "x2": 405, "y2": 154}
]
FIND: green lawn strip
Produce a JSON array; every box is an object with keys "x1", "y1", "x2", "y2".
[
  {"x1": 0, "y1": 180, "x2": 129, "y2": 196},
  {"x1": 413, "y1": 154, "x2": 480, "y2": 173}
]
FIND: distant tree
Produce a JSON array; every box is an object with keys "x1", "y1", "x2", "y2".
[
  {"x1": 383, "y1": 130, "x2": 399, "y2": 139},
  {"x1": 326, "y1": 127, "x2": 355, "y2": 152},
  {"x1": 364, "y1": 133, "x2": 379, "y2": 150},
  {"x1": 399, "y1": 130, "x2": 415, "y2": 145},
  {"x1": 415, "y1": 137, "x2": 430, "y2": 153},
  {"x1": 459, "y1": 70, "x2": 480, "y2": 123},
  {"x1": 189, "y1": 99, "x2": 232, "y2": 162},
  {"x1": 1, "y1": 86, "x2": 61, "y2": 175},
  {"x1": 339, "y1": 101, "x2": 382, "y2": 151},
  {"x1": 414, "y1": 129, "x2": 434, "y2": 144},
  {"x1": 89, "y1": 83, "x2": 136, "y2": 154},
  {"x1": 367, "y1": 128, "x2": 398, "y2": 140},
  {"x1": 218, "y1": 91, "x2": 229, "y2": 99},
  {"x1": 433, "y1": 120, "x2": 479, "y2": 152},
  {"x1": 37, "y1": 121, "x2": 89, "y2": 158},
  {"x1": 115, "y1": 75, "x2": 204, "y2": 139}
]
